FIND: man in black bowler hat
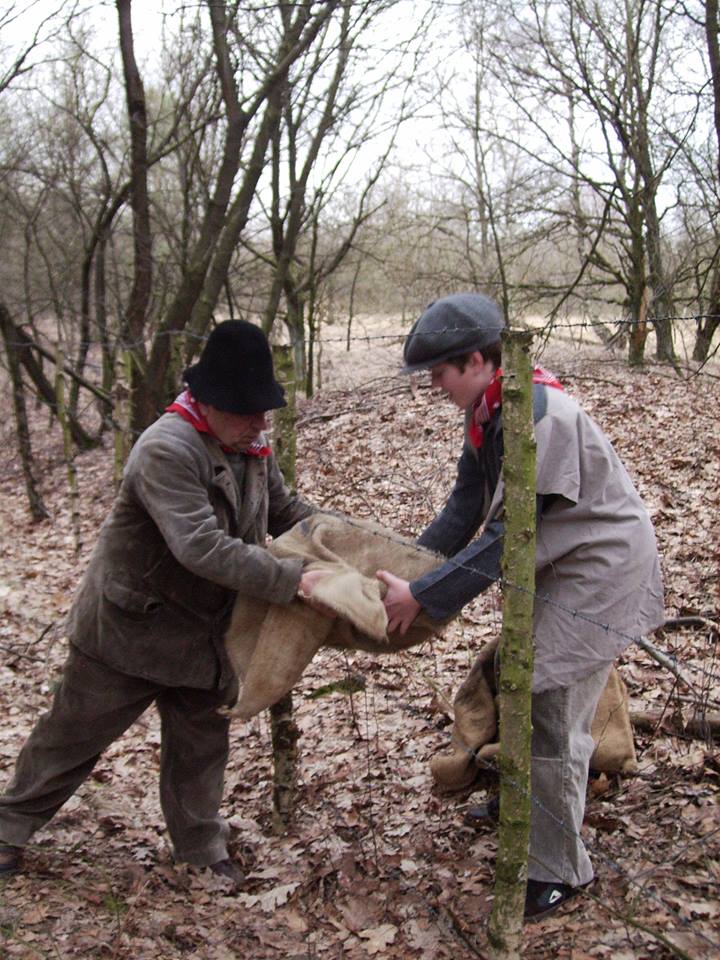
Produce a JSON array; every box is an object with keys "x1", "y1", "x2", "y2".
[{"x1": 0, "y1": 320, "x2": 327, "y2": 884}]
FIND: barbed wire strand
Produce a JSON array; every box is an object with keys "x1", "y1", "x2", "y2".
[
  {"x1": 359, "y1": 649, "x2": 720, "y2": 956},
  {"x1": 2, "y1": 310, "x2": 718, "y2": 952},
  {"x1": 302, "y1": 509, "x2": 720, "y2": 694},
  {"x1": 326, "y1": 638, "x2": 720, "y2": 955},
  {"x1": 3, "y1": 310, "x2": 720, "y2": 356}
]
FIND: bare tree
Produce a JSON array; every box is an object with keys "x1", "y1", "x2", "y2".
[
  {"x1": 426, "y1": 0, "x2": 693, "y2": 364},
  {"x1": 130, "y1": 0, "x2": 341, "y2": 431},
  {"x1": 235, "y1": 0, "x2": 429, "y2": 391},
  {"x1": 691, "y1": 0, "x2": 720, "y2": 360}
]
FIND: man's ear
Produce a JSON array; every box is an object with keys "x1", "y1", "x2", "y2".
[{"x1": 468, "y1": 350, "x2": 490, "y2": 370}]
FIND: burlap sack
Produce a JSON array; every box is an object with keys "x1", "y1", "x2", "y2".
[
  {"x1": 225, "y1": 513, "x2": 447, "y2": 719},
  {"x1": 430, "y1": 637, "x2": 638, "y2": 790},
  {"x1": 589, "y1": 666, "x2": 638, "y2": 774}
]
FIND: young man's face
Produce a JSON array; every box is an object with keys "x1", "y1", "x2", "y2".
[
  {"x1": 199, "y1": 404, "x2": 268, "y2": 452},
  {"x1": 429, "y1": 351, "x2": 496, "y2": 411}
]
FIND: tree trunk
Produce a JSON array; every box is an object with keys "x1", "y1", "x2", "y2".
[
  {"x1": 270, "y1": 693, "x2": 300, "y2": 833},
  {"x1": 188, "y1": 85, "x2": 284, "y2": 340},
  {"x1": 692, "y1": 309, "x2": 720, "y2": 362},
  {"x1": 0, "y1": 303, "x2": 49, "y2": 521},
  {"x1": 113, "y1": 349, "x2": 133, "y2": 488},
  {"x1": 272, "y1": 344, "x2": 298, "y2": 486},
  {"x1": 696, "y1": 0, "x2": 720, "y2": 362},
  {"x1": 116, "y1": 0, "x2": 153, "y2": 354},
  {"x1": 269, "y1": 343, "x2": 300, "y2": 830},
  {"x1": 488, "y1": 329, "x2": 536, "y2": 960},
  {"x1": 54, "y1": 346, "x2": 82, "y2": 556},
  {"x1": 0, "y1": 311, "x2": 95, "y2": 449},
  {"x1": 628, "y1": 285, "x2": 649, "y2": 366}
]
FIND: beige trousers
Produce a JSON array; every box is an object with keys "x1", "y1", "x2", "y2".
[{"x1": 528, "y1": 663, "x2": 612, "y2": 886}]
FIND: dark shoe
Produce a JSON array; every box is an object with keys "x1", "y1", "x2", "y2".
[
  {"x1": 0, "y1": 844, "x2": 22, "y2": 876},
  {"x1": 463, "y1": 796, "x2": 499, "y2": 829},
  {"x1": 524, "y1": 878, "x2": 590, "y2": 921},
  {"x1": 209, "y1": 858, "x2": 245, "y2": 886}
]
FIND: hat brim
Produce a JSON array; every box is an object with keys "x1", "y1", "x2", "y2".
[
  {"x1": 400, "y1": 342, "x2": 488, "y2": 374},
  {"x1": 184, "y1": 364, "x2": 286, "y2": 414}
]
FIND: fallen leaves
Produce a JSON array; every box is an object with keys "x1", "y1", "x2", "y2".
[
  {"x1": 0, "y1": 339, "x2": 718, "y2": 958},
  {"x1": 358, "y1": 922, "x2": 398, "y2": 954},
  {"x1": 238, "y1": 881, "x2": 301, "y2": 912}
]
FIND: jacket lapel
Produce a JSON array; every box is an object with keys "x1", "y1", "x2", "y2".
[
  {"x1": 202, "y1": 435, "x2": 240, "y2": 522},
  {"x1": 200, "y1": 433, "x2": 269, "y2": 544}
]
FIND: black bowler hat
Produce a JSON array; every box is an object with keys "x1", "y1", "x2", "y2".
[
  {"x1": 183, "y1": 320, "x2": 286, "y2": 414},
  {"x1": 402, "y1": 293, "x2": 505, "y2": 373}
]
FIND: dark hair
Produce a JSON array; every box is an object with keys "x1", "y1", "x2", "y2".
[{"x1": 444, "y1": 340, "x2": 502, "y2": 372}]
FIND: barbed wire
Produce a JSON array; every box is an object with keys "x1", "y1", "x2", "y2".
[
  {"x1": 296, "y1": 507, "x2": 720, "y2": 698},
  {"x1": 467, "y1": 745, "x2": 720, "y2": 955},
  {"x1": 337, "y1": 639, "x2": 720, "y2": 956},
  {"x1": 2, "y1": 310, "x2": 720, "y2": 357},
  {"x1": 1, "y1": 336, "x2": 717, "y2": 954},
  {"x1": 3, "y1": 311, "x2": 719, "y2": 417},
  {"x1": 1, "y1": 356, "x2": 717, "y2": 692},
  {"x1": 3, "y1": 312, "x2": 718, "y2": 693},
  {"x1": 380, "y1": 632, "x2": 720, "y2": 947},
  {"x1": 339, "y1": 658, "x2": 720, "y2": 958}
]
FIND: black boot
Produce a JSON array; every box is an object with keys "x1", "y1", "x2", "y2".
[{"x1": 463, "y1": 795, "x2": 499, "y2": 829}]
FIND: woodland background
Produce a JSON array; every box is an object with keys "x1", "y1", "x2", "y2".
[{"x1": 0, "y1": 1, "x2": 718, "y2": 958}]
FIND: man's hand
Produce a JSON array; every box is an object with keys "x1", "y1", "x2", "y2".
[
  {"x1": 376, "y1": 570, "x2": 421, "y2": 635},
  {"x1": 297, "y1": 569, "x2": 336, "y2": 619}
]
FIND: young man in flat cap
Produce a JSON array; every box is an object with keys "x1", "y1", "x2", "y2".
[
  {"x1": 377, "y1": 293, "x2": 664, "y2": 919},
  {"x1": 0, "y1": 320, "x2": 326, "y2": 883}
]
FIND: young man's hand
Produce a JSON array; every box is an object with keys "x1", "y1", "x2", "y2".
[{"x1": 376, "y1": 570, "x2": 421, "y2": 635}]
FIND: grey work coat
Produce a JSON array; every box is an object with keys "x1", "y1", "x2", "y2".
[
  {"x1": 412, "y1": 384, "x2": 665, "y2": 691},
  {"x1": 67, "y1": 413, "x2": 313, "y2": 690}
]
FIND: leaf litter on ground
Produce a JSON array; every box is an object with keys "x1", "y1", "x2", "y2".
[{"x1": 0, "y1": 334, "x2": 718, "y2": 958}]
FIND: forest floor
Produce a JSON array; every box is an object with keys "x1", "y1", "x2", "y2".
[{"x1": 0, "y1": 325, "x2": 718, "y2": 959}]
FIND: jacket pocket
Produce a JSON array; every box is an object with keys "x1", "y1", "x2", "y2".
[
  {"x1": 143, "y1": 549, "x2": 232, "y2": 622},
  {"x1": 103, "y1": 577, "x2": 163, "y2": 619}
]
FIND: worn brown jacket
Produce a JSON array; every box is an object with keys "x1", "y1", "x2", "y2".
[{"x1": 67, "y1": 413, "x2": 313, "y2": 689}]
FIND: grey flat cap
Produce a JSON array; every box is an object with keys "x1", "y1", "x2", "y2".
[{"x1": 402, "y1": 293, "x2": 505, "y2": 373}]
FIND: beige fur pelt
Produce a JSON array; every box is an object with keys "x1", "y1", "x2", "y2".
[
  {"x1": 225, "y1": 513, "x2": 447, "y2": 719},
  {"x1": 430, "y1": 637, "x2": 638, "y2": 790}
]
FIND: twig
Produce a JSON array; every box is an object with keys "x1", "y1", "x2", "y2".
[
  {"x1": 660, "y1": 616, "x2": 719, "y2": 633},
  {"x1": 585, "y1": 888, "x2": 708, "y2": 960},
  {"x1": 636, "y1": 636, "x2": 698, "y2": 695},
  {"x1": 0, "y1": 642, "x2": 45, "y2": 663},
  {"x1": 432, "y1": 904, "x2": 489, "y2": 958}
]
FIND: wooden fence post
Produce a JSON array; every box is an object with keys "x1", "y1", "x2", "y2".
[
  {"x1": 488, "y1": 329, "x2": 536, "y2": 960},
  {"x1": 270, "y1": 343, "x2": 301, "y2": 831}
]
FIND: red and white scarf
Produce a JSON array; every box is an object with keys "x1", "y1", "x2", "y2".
[
  {"x1": 166, "y1": 390, "x2": 271, "y2": 458},
  {"x1": 468, "y1": 366, "x2": 564, "y2": 449}
]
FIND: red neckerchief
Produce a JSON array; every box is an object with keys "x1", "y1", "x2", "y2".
[
  {"x1": 468, "y1": 366, "x2": 564, "y2": 449},
  {"x1": 166, "y1": 390, "x2": 271, "y2": 458}
]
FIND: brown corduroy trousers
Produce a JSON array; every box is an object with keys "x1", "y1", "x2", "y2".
[{"x1": 0, "y1": 645, "x2": 237, "y2": 867}]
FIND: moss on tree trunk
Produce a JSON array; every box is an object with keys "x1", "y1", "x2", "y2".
[{"x1": 488, "y1": 329, "x2": 536, "y2": 960}]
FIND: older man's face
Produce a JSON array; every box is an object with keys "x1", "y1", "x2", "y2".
[{"x1": 199, "y1": 404, "x2": 268, "y2": 452}]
